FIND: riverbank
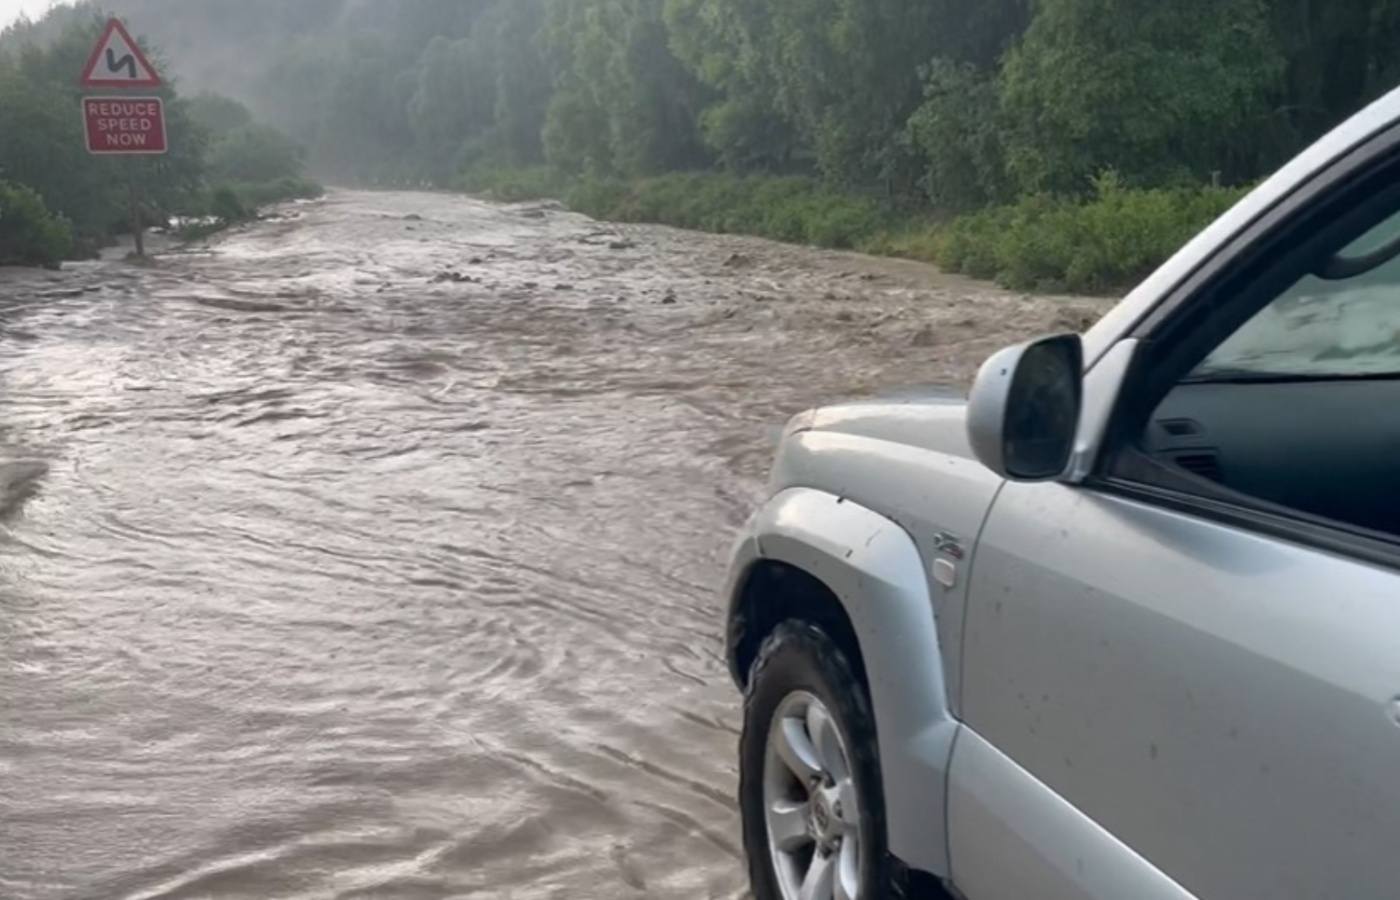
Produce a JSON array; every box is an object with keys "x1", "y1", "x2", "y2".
[{"x1": 458, "y1": 167, "x2": 1246, "y2": 295}]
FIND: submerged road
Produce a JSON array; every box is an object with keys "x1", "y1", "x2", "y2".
[{"x1": 0, "y1": 191, "x2": 1104, "y2": 899}]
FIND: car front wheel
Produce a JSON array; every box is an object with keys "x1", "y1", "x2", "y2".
[{"x1": 739, "y1": 621, "x2": 902, "y2": 900}]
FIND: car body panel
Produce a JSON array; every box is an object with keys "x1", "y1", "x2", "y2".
[
  {"x1": 961, "y1": 482, "x2": 1400, "y2": 899},
  {"x1": 768, "y1": 399, "x2": 1006, "y2": 716},
  {"x1": 947, "y1": 728, "x2": 1197, "y2": 900},
  {"x1": 728, "y1": 83, "x2": 1400, "y2": 899},
  {"x1": 727, "y1": 486, "x2": 961, "y2": 875}
]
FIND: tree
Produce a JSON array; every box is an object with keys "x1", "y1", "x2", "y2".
[
  {"x1": 543, "y1": 0, "x2": 709, "y2": 176},
  {"x1": 906, "y1": 60, "x2": 1010, "y2": 209},
  {"x1": 185, "y1": 92, "x2": 254, "y2": 136},
  {"x1": 0, "y1": 180, "x2": 73, "y2": 267},
  {"x1": 207, "y1": 125, "x2": 306, "y2": 183},
  {"x1": 664, "y1": 0, "x2": 804, "y2": 170},
  {"x1": 487, "y1": 0, "x2": 553, "y2": 164},
  {"x1": 1000, "y1": 0, "x2": 1285, "y2": 194},
  {"x1": 407, "y1": 36, "x2": 493, "y2": 178}
]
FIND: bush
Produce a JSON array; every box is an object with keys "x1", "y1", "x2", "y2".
[
  {"x1": 906, "y1": 60, "x2": 1010, "y2": 210},
  {"x1": 0, "y1": 180, "x2": 73, "y2": 268},
  {"x1": 209, "y1": 186, "x2": 249, "y2": 223},
  {"x1": 566, "y1": 177, "x2": 630, "y2": 218},
  {"x1": 931, "y1": 174, "x2": 1249, "y2": 292},
  {"x1": 458, "y1": 166, "x2": 567, "y2": 202},
  {"x1": 207, "y1": 125, "x2": 307, "y2": 184},
  {"x1": 563, "y1": 172, "x2": 890, "y2": 250},
  {"x1": 231, "y1": 177, "x2": 324, "y2": 208}
]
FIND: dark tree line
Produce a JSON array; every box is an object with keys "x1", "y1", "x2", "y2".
[
  {"x1": 24, "y1": 0, "x2": 1400, "y2": 200},
  {"x1": 7, "y1": 0, "x2": 1400, "y2": 267},
  {"x1": 0, "y1": 6, "x2": 318, "y2": 265}
]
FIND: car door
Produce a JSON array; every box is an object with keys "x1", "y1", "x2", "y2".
[{"x1": 952, "y1": 129, "x2": 1400, "y2": 900}]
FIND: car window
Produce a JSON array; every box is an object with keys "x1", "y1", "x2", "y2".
[
  {"x1": 1125, "y1": 182, "x2": 1400, "y2": 540},
  {"x1": 1192, "y1": 209, "x2": 1400, "y2": 380}
]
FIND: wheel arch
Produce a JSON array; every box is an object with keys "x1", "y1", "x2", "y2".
[
  {"x1": 725, "y1": 487, "x2": 960, "y2": 879},
  {"x1": 728, "y1": 559, "x2": 869, "y2": 695}
]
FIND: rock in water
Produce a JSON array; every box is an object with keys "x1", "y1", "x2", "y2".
[
  {"x1": 0, "y1": 459, "x2": 48, "y2": 520},
  {"x1": 911, "y1": 325, "x2": 938, "y2": 347}
]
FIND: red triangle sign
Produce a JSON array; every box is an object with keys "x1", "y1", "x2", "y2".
[{"x1": 80, "y1": 19, "x2": 162, "y2": 88}]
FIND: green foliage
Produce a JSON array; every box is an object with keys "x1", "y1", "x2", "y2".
[
  {"x1": 568, "y1": 172, "x2": 888, "y2": 249},
  {"x1": 543, "y1": 0, "x2": 710, "y2": 177},
  {"x1": 1000, "y1": 0, "x2": 1285, "y2": 194},
  {"x1": 231, "y1": 177, "x2": 324, "y2": 207},
  {"x1": 209, "y1": 186, "x2": 248, "y2": 224},
  {"x1": 458, "y1": 166, "x2": 567, "y2": 202},
  {"x1": 185, "y1": 92, "x2": 254, "y2": 135},
  {"x1": 206, "y1": 125, "x2": 306, "y2": 184},
  {"x1": 0, "y1": 180, "x2": 73, "y2": 268},
  {"x1": 0, "y1": 11, "x2": 313, "y2": 262},
  {"x1": 7, "y1": 0, "x2": 1400, "y2": 293},
  {"x1": 905, "y1": 60, "x2": 1009, "y2": 210},
  {"x1": 933, "y1": 174, "x2": 1250, "y2": 292}
]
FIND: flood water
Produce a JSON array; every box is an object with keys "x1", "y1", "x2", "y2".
[{"x1": 0, "y1": 192, "x2": 1104, "y2": 900}]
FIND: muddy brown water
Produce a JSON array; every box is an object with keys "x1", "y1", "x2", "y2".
[{"x1": 0, "y1": 191, "x2": 1109, "y2": 900}]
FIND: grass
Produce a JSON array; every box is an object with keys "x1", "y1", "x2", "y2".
[
  {"x1": 453, "y1": 166, "x2": 1250, "y2": 295},
  {"x1": 566, "y1": 172, "x2": 891, "y2": 250},
  {"x1": 915, "y1": 174, "x2": 1250, "y2": 293},
  {"x1": 457, "y1": 165, "x2": 569, "y2": 202},
  {"x1": 227, "y1": 176, "x2": 325, "y2": 208}
]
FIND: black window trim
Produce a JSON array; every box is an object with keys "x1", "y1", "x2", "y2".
[{"x1": 1086, "y1": 120, "x2": 1400, "y2": 573}]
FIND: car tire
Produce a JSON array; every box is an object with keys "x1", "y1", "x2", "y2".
[{"x1": 740, "y1": 620, "x2": 905, "y2": 900}]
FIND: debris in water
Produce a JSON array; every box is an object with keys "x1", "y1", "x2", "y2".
[
  {"x1": 431, "y1": 271, "x2": 479, "y2": 284},
  {"x1": 608, "y1": 240, "x2": 636, "y2": 251}
]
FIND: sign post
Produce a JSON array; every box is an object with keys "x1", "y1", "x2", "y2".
[{"x1": 79, "y1": 18, "x2": 165, "y2": 257}]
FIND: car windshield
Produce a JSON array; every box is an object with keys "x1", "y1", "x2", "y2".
[{"x1": 1193, "y1": 209, "x2": 1400, "y2": 381}]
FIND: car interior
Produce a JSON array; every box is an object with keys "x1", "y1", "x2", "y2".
[{"x1": 1131, "y1": 193, "x2": 1400, "y2": 539}]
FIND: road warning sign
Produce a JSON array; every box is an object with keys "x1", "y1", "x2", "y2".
[
  {"x1": 83, "y1": 96, "x2": 168, "y2": 155},
  {"x1": 79, "y1": 18, "x2": 162, "y2": 88}
]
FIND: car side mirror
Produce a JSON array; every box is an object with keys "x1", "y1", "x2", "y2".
[{"x1": 967, "y1": 334, "x2": 1083, "y2": 481}]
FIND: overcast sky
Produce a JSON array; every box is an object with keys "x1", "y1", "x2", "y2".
[{"x1": 0, "y1": 0, "x2": 71, "y2": 28}]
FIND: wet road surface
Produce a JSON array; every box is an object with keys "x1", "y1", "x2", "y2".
[{"x1": 0, "y1": 192, "x2": 1107, "y2": 899}]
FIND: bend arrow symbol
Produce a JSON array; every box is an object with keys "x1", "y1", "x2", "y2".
[
  {"x1": 105, "y1": 48, "x2": 137, "y2": 79},
  {"x1": 79, "y1": 19, "x2": 162, "y2": 88}
]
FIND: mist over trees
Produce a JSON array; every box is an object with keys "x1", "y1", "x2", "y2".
[
  {"x1": 77, "y1": 0, "x2": 1400, "y2": 199},
  {"x1": 6, "y1": 0, "x2": 1400, "y2": 282},
  {"x1": 0, "y1": 6, "x2": 321, "y2": 265}
]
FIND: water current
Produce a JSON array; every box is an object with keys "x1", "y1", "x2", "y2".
[{"x1": 0, "y1": 191, "x2": 1106, "y2": 900}]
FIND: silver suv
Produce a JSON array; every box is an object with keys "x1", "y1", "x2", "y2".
[{"x1": 724, "y1": 88, "x2": 1400, "y2": 900}]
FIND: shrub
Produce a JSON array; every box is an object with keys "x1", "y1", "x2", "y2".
[
  {"x1": 231, "y1": 177, "x2": 324, "y2": 208},
  {"x1": 459, "y1": 166, "x2": 568, "y2": 202},
  {"x1": 932, "y1": 174, "x2": 1249, "y2": 292},
  {"x1": 209, "y1": 186, "x2": 249, "y2": 224},
  {"x1": 0, "y1": 180, "x2": 73, "y2": 268},
  {"x1": 207, "y1": 125, "x2": 307, "y2": 184},
  {"x1": 563, "y1": 172, "x2": 890, "y2": 250},
  {"x1": 906, "y1": 60, "x2": 1010, "y2": 211},
  {"x1": 566, "y1": 177, "x2": 630, "y2": 218}
]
